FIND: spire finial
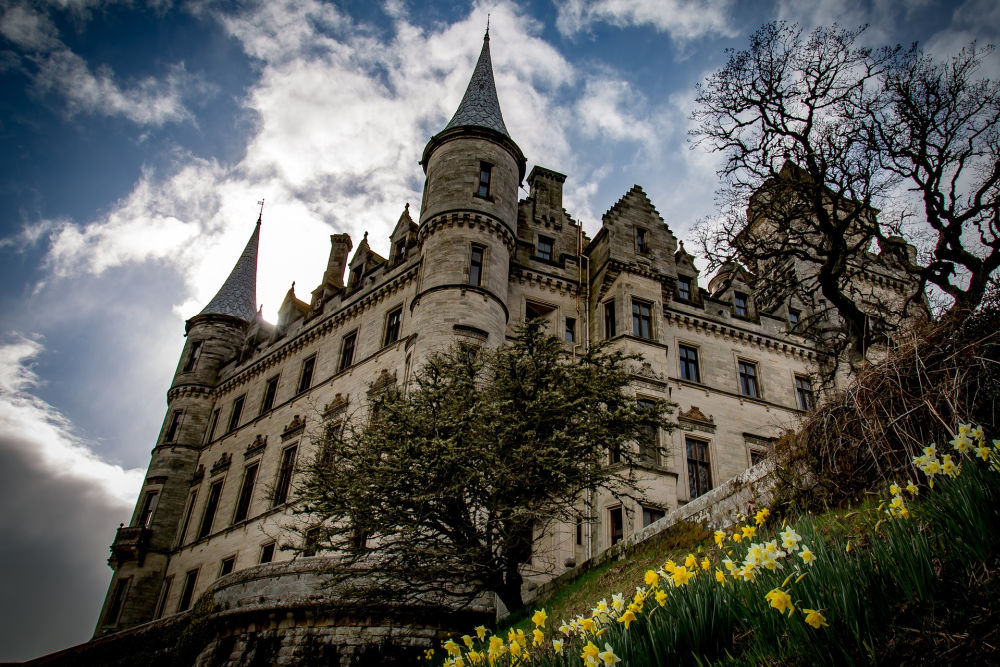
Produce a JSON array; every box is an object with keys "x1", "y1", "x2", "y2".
[
  {"x1": 257, "y1": 198, "x2": 265, "y2": 225},
  {"x1": 486, "y1": 13, "x2": 490, "y2": 38}
]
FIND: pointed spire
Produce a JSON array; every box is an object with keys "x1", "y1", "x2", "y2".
[
  {"x1": 443, "y1": 31, "x2": 509, "y2": 136},
  {"x1": 198, "y1": 217, "x2": 260, "y2": 322}
]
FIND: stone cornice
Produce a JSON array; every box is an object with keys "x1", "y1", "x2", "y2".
[
  {"x1": 213, "y1": 264, "x2": 419, "y2": 397},
  {"x1": 509, "y1": 265, "x2": 580, "y2": 296},
  {"x1": 418, "y1": 210, "x2": 516, "y2": 252},
  {"x1": 664, "y1": 310, "x2": 819, "y2": 361}
]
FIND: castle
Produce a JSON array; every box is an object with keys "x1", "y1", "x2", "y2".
[{"x1": 91, "y1": 31, "x2": 921, "y2": 660}]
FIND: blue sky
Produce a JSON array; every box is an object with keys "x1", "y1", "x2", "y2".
[{"x1": 0, "y1": 0, "x2": 995, "y2": 660}]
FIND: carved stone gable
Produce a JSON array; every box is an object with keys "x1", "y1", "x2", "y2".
[
  {"x1": 678, "y1": 405, "x2": 716, "y2": 433},
  {"x1": 282, "y1": 415, "x2": 305, "y2": 440}
]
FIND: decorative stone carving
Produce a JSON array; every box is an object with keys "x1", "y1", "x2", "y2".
[
  {"x1": 678, "y1": 405, "x2": 716, "y2": 433},
  {"x1": 245, "y1": 434, "x2": 267, "y2": 458},
  {"x1": 323, "y1": 393, "x2": 350, "y2": 418},
  {"x1": 210, "y1": 452, "x2": 232, "y2": 474},
  {"x1": 367, "y1": 369, "x2": 396, "y2": 397}
]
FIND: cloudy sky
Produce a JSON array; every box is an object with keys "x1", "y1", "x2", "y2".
[{"x1": 0, "y1": 0, "x2": 995, "y2": 660}]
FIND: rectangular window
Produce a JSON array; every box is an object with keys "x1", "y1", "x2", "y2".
[
  {"x1": 104, "y1": 577, "x2": 130, "y2": 625},
  {"x1": 176, "y1": 490, "x2": 197, "y2": 546},
  {"x1": 565, "y1": 317, "x2": 576, "y2": 343},
  {"x1": 339, "y1": 332, "x2": 356, "y2": 371},
  {"x1": 164, "y1": 410, "x2": 182, "y2": 443},
  {"x1": 734, "y1": 292, "x2": 749, "y2": 318},
  {"x1": 137, "y1": 490, "x2": 159, "y2": 528},
  {"x1": 609, "y1": 442, "x2": 621, "y2": 465},
  {"x1": 205, "y1": 409, "x2": 220, "y2": 444},
  {"x1": 227, "y1": 395, "x2": 245, "y2": 433},
  {"x1": 259, "y1": 542, "x2": 275, "y2": 564},
  {"x1": 637, "y1": 398, "x2": 659, "y2": 464},
  {"x1": 219, "y1": 556, "x2": 235, "y2": 577},
  {"x1": 686, "y1": 437, "x2": 712, "y2": 498},
  {"x1": 635, "y1": 227, "x2": 649, "y2": 254},
  {"x1": 182, "y1": 340, "x2": 202, "y2": 372},
  {"x1": 232, "y1": 462, "x2": 259, "y2": 524},
  {"x1": 536, "y1": 235, "x2": 554, "y2": 261},
  {"x1": 677, "y1": 275, "x2": 692, "y2": 301},
  {"x1": 738, "y1": 361, "x2": 760, "y2": 398},
  {"x1": 297, "y1": 355, "x2": 315, "y2": 394},
  {"x1": 177, "y1": 569, "x2": 198, "y2": 612},
  {"x1": 750, "y1": 450, "x2": 768, "y2": 466},
  {"x1": 469, "y1": 244, "x2": 485, "y2": 286},
  {"x1": 679, "y1": 345, "x2": 700, "y2": 383},
  {"x1": 198, "y1": 479, "x2": 223, "y2": 540},
  {"x1": 394, "y1": 239, "x2": 407, "y2": 263},
  {"x1": 604, "y1": 300, "x2": 616, "y2": 338},
  {"x1": 576, "y1": 517, "x2": 583, "y2": 546},
  {"x1": 632, "y1": 299, "x2": 652, "y2": 339},
  {"x1": 384, "y1": 306, "x2": 402, "y2": 346},
  {"x1": 609, "y1": 507, "x2": 624, "y2": 546},
  {"x1": 260, "y1": 376, "x2": 279, "y2": 414},
  {"x1": 795, "y1": 375, "x2": 814, "y2": 411},
  {"x1": 272, "y1": 445, "x2": 298, "y2": 507},
  {"x1": 642, "y1": 506, "x2": 665, "y2": 527},
  {"x1": 477, "y1": 162, "x2": 492, "y2": 198},
  {"x1": 303, "y1": 527, "x2": 321, "y2": 557},
  {"x1": 154, "y1": 576, "x2": 172, "y2": 620},
  {"x1": 788, "y1": 309, "x2": 800, "y2": 329}
]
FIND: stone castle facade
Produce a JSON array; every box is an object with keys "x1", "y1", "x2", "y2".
[{"x1": 90, "y1": 32, "x2": 920, "y2": 660}]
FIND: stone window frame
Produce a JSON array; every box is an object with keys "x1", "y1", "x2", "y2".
[
  {"x1": 227, "y1": 394, "x2": 246, "y2": 433},
  {"x1": 177, "y1": 568, "x2": 199, "y2": 613},
  {"x1": 468, "y1": 243, "x2": 486, "y2": 287},
  {"x1": 535, "y1": 234, "x2": 555, "y2": 261},
  {"x1": 794, "y1": 374, "x2": 814, "y2": 411},
  {"x1": 685, "y1": 435, "x2": 713, "y2": 499},
  {"x1": 634, "y1": 226, "x2": 650, "y2": 255},
  {"x1": 608, "y1": 505, "x2": 625, "y2": 546},
  {"x1": 383, "y1": 304, "x2": 403, "y2": 347},
  {"x1": 475, "y1": 161, "x2": 493, "y2": 200},
  {"x1": 259, "y1": 374, "x2": 280, "y2": 415},
  {"x1": 677, "y1": 341, "x2": 701, "y2": 384},
  {"x1": 339, "y1": 329, "x2": 358, "y2": 372},
  {"x1": 564, "y1": 316, "x2": 576, "y2": 343},
  {"x1": 635, "y1": 395, "x2": 660, "y2": 465},
  {"x1": 103, "y1": 576, "x2": 131, "y2": 626},
  {"x1": 733, "y1": 291, "x2": 750, "y2": 318},
  {"x1": 205, "y1": 408, "x2": 221, "y2": 444},
  {"x1": 736, "y1": 358, "x2": 762, "y2": 399},
  {"x1": 218, "y1": 554, "x2": 237, "y2": 578},
  {"x1": 135, "y1": 487, "x2": 161, "y2": 529},
  {"x1": 604, "y1": 299, "x2": 616, "y2": 338},
  {"x1": 182, "y1": 340, "x2": 203, "y2": 372},
  {"x1": 174, "y1": 488, "x2": 199, "y2": 548},
  {"x1": 271, "y1": 443, "x2": 298, "y2": 508},
  {"x1": 788, "y1": 307, "x2": 801, "y2": 330},
  {"x1": 642, "y1": 505, "x2": 665, "y2": 528},
  {"x1": 153, "y1": 575, "x2": 173, "y2": 620},
  {"x1": 297, "y1": 354, "x2": 316, "y2": 394},
  {"x1": 197, "y1": 475, "x2": 226, "y2": 540},
  {"x1": 631, "y1": 296, "x2": 654, "y2": 340},
  {"x1": 676, "y1": 274, "x2": 693, "y2": 301},
  {"x1": 231, "y1": 460, "x2": 260, "y2": 525},
  {"x1": 259, "y1": 541, "x2": 276, "y2": 564},
  {"x1": 163, "y1": 409, "x2": 183, "y2": 443}
]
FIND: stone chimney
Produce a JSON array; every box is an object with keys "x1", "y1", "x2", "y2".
[{"x1": 323, "y1": 233, "x2": 353, "y2": 288}]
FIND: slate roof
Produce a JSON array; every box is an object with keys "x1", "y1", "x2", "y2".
[
  {"x1": 198, "y1": 219, "x2": 260, "y2": 322},
  {"x1": 443, "y1": 33, "x2": 509, "y2": 137}
]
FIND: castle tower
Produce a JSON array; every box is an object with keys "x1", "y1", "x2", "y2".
[
  {"x1": 410, "y1": 30, "x2": 526, "y2": 367},
  {"x1": 96, "y1": 218, "x2": 260, "y2": 634}
]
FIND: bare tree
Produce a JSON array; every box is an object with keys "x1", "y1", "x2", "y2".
[{"x1": 692, "y1": 22, "x2": 999, "y2": 370}]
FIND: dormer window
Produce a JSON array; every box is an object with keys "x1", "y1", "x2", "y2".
[
  {"x1": 394, "y1": 239, "x2": 407, "y2": 263},
  {"x1": 477, "y1": 162, "x2": 493, "y2": 198},
  {"x1": 788, "y1": 308, "x2": 800, "y2": 329},
  {"x1": 734, "y1": 292, "x2": 749, "y2": 318},
  {"x1": 677, "y1": 275, "x2": 692, "y2": 301},
  {"x1": 536, "y1": 235, "x2": 554, "y2": 261}
]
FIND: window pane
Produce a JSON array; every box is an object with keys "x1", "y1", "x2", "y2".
[
  {"x1": 632, "y1": 300, "x2": 652, "y2": 339},
  {"x1": 227, "y1": 396, "x2": 245, "y2": 432},
  {"x1": 260, "y1": 376, "x2": 279, "y2": 414},
  {"x1": 565, "y1": 317, "x2": 576, "y2": 343},
  {"x1": 536, "y1": 236, "x2": 554, "y2": 261},
  {"x1": 339, "y1": 333, "x2": 356, "y2": 371},
  {"x1": 679, "y1": 345, "x2": 700, "y2": 383},
  {"x1": 739, "y1": 361, "x2": 759, "y2": 398},
  {"x1": 609, "y1": 507, "x2": 624, "y2": 545},
  {"x1": 734, "y1": 292, "x2": 748, "y2": 317},
  {"x1": 384, "y1": 307, "x2": 402, "y2": 346},
  {"x1": 469, "y1": 245, "x2": 484, "y2": 286},
  {"x1": 272, "y1": 446, "x2": 298, "y2": 507},
  {"x1": 604, "y1": 300, "x2": 616, "y2": 338},
  {"x1": 677, "y1": 276, "x2": 691, "y2": 301},
  {"x1": 198, "y1": 480, "x2": 223, "y2": 539},
  {"x1": 232, "y1": 463, "x2": 259, "y2": 524},
  {"x1": 298, "y1": 356, "x2": 315, "y2": 393}
]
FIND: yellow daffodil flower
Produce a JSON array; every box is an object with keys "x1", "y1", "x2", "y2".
[
  {"x1": 906, "y1": 482, "x2": 918, "y2": 496},
  {"x1": 976, "y1": 445, "x2": 991, "y2": 461},
  {"x1": 800, "y1": 546, "x2": 816, "y2": 565},
  {"x1": 580, "y1": 617, "x2": 596, "y2": 634},
  {"x1": 444, "y1": 639, "x2": 460, "y2": 657},
  {"x1": 611, "y1": 593, "x2": 625, "y2": 612},
  {"x1": 684, "y1": 553, "x2": 697, "y2": 568},
  {"x1": 582, "y1": 640, "x2": 601, "y2": 663},
  {"x1": 508, "y1": 639, "x2": 520, "y2": 656},
  {"x1": 656, "y1": 589, "x2": 668, "y2": 606},
  {"x1": 475, "y1": 626, "x2": 487, "y2": 641},
  {"x1": 765, "y1": 587, "x2": 795, "y2": 616},
  {"x1": 619, "y1": 609, "x2": 636, "y2": 629},
  {"x1": 558, "y1": 621, "x2": 572, "y2": 636},
  {"x1": 715, "y1": 569, "x2": 726, "y2": 584},
  {"x1": 742, "y1": 525, "x2": 757, "y2": 540},
  {"x1": 599, "y1": 643, "x2": 622, "y2": 665},
  {"x1": 461, "y1": 634, "x2": 474, "y2": 649},
  {"x1": 532, "y1": 608, "x2": 547, "y2": 628},
  {"x1": 533, "y1": 628, "x2": 544, "y2": 646},
  {"x1": 803, "y1": 608, "x2": 829, "y2": 629},
  {"x1": 714, "y1": 530, "x2": 725, "y2": 545},
  {"x1": 755, "y1": 507, "x2": 770, "y2": 525},
  {"x1": 552, "y1": 638, "x2": 563, "y2": 654},
  {"x1": 701, "y1": 557, "x2": 711, "y2": 570},
  {"x1": 671, "y1": 566, "x2": 694, "y2": 587},
  {"x1": 645, "y1": 569, "x2": 659, "y2": 587}
]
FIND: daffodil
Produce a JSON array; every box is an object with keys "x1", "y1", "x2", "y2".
[
  {"x1": 951, "y1": 433, "x2": 972, "y2": 454},
  {"x1": 487, "y1": 635, "x2": 505, "y2": 658},
  {"x1": 803, "y1": 608, "x2": 829, "y2": 629},
  {"x1": 671, "y1": 565, "x2": 694, "y2": 587},
  {"x1": 742, "y1": 525, "x2": 757, "y2": 540},
  {"x1": 701, "y1": 557, "x2": 711, "y2": 570},
  {"x1": 444, "y1": 639, "x2": 460, "y2": 657},
  {"x1": 715, "y1": 569, "x2": 726, "y2": 584},
  {"x1": 611, "y1": 593, "x2": 625, "y2": 613},
  {"x1": 599, "y1": 643, "x2": 622, "y2": 665},
  {"x1": 580, "y1": 617, "x2": 596, "y2": 634},
  {"x1": 889, "y1": 482, "x2": 901, "y2": 495},
  {"x1": 800, "y1": 546, "x2": 816, "y2": 565},
  {"x1": 467, "y1": 649, "x2": 484, "y2": 665},
  {"x1": 976, "y1": 445, "x2": 992, "y2": 461},
  {"x1": 508, "y1": 639, "x2": 521, "y2": 657},
  {"x1": 942, "y1": 454, "x2": 960, "y2": 477},
  {"x1": 714, "y1": 530, "x2": 725, "y2": 545},
  {"x1": 906, "y1": 482, "x2": 918, "y2": 496},
  {"x1": 755, "y1": 507, "x2": 771, "y2": 525},
  {"x1": 461, "y1": 634, "x2": 474, "y2": 649},
  {"x1": 558, "y1": 621, "x2": 572, "y2": 636},
  {"x1": 552, "y1": 638, "x2": 563, "y2": 655},
  {"x1": 780, "y1": 527, "x2": 802, "y2": 551},
  {"x1": 684, "y1": 553, "x2": 697, "y2": 568},
  {"x1": 533, "y1": 628, "x2": 544, "y2": 646},
  {"x1": 655, "y1": 589, "x2": 668, "y2": 606},
  {"x1": 532, "y1": 608, "x2": 547, "y2": 627},
  {"x1": 581, "y1": 640, "x2": 601, "y2": 664},
  {"x1": 619, "y1": 608, "x2": 636, "y2": 629},
  {"x1": 644, "y1": 569, "x2": 659, "y2": 587},
  {"x1": 765, "y1": 587, "x2": 795, "y2": 616},
  {"x1": 475, "y1": 626, "x2": 487, "y2": 641}
]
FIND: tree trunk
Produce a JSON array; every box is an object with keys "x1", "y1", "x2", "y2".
[{"x1": 496, "y1": 569, "x2": 524, "y2": 613}]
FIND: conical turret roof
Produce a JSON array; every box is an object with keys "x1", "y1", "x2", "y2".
[
  {"x1": 443, "y1": 32, "x2": 509, "y2": 136},
  {"x1": 198, "y1": 218, "x2": 260, "y2": 322}
]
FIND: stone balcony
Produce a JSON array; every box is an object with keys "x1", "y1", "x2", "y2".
[{"x1": 108, "y1": 525, "x2": 150, "y2": 568}]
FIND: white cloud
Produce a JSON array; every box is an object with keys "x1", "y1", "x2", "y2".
[
  {"x1": 556, "y1": 0, "x2": 736, "y2": 42},
  {"x1": 0, "y1": 2, "x2": 60, "y2": 50},
  {"x1": 0, "y1": 334, "x2": 144, "y2": 507},
  {"x1": 32, "y1": 49, "x2": 200, "y2": 125},
  {"x1": 576, "y1": 76, "x2": 662, "y2": 144}
]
